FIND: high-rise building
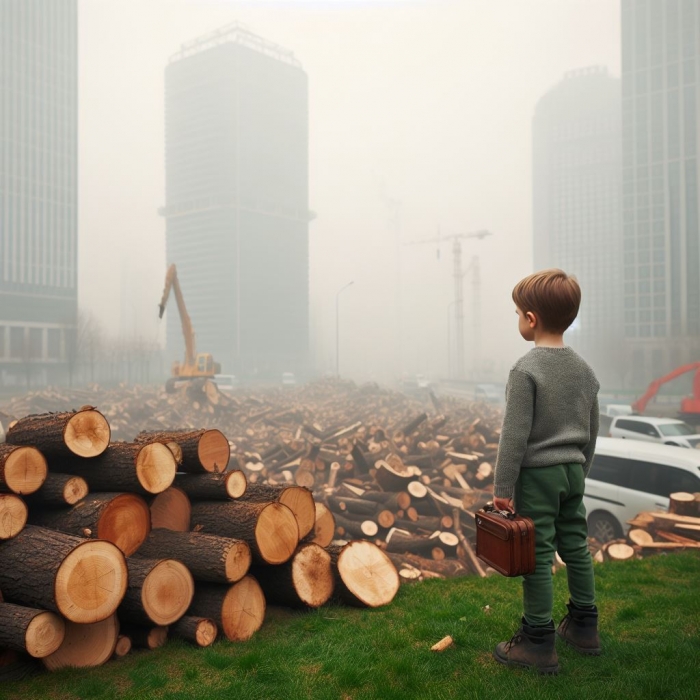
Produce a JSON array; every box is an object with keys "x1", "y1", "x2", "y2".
[
  {"x1": 0, "y1": 0, "x2": 78, "y2": 386},
  {"x1": 532, "y1": 67, "x2": 623, "y2": 385},
  {"x1": 162, "y1": 24, "x2": 310, "y2": 380},
  {"x1": 621, "y1": 0, "x2": 700, "y2": 383}
]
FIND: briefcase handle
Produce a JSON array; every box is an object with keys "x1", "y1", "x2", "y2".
[{"x1": 483, "y1": 502, "x2": 517, "y2": 519}]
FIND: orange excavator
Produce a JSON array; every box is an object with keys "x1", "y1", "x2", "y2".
[
  {"x1": 632, "y1": 362, "x2": 700, "y2": 418},
  {"x1": 158, "y1": 263, "x2": 220, "y2": 393}
]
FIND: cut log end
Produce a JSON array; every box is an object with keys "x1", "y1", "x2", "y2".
[
  {"x1": 220, "y1": 576, "x2": 266, "y2": 641},
  {"x1": 225, "y1": 470, "x2": 248, "y2": 499},
  {"x1": 2, "y1": 447, "x2": 47, "y2": 495},
  {"x1": 26, "y1": 612, "x2": 65, "y2": 658},
  {"x1": 136, "y1": 443, "x2": 177, "y2": 494},
  {"x1": 64, "y1": 410, "x2": 111, "y2": 458},
  {"x1": 97, "y1": 493, "x2": 151, "y2": 557},
  {"x1": 141, "y1": 560, "x2": 195, "y2": 626},
  {"x1": 194, "y1": 619, "x2": 217, "y2": 647},
  {"x1": 292, "y1": 544, "x2": 334, "y2": 608},
  {"x1": 54, "y1": 540, "x2": 128, "y2": 623},
  {"x1": 337, "y1": 541, "x2": 400, "y2": 607},
  {"x1": 63, "y1": 476, "x2": 89, "y2": 505},
  {"x1": 113, "y1": 634, "x2": 132, "y2": 657},
  {"x1": 0, "y1": 494, "x2": 28, "y2": 540},
  {"x1": 198, "y1": 430, "x2": 230, "y2": 473},
  {"x1": 43, "y1": 615, "x2": 119, "y2": 671},
  {"x1": 279, "y1": 487, "x2": 315, "y2": 539},
  {"x1": 224, "y1": 541, "x2": 253, "y2": 583},
  {"x1": 254, "y1": 502, "x2": 299, "y2": 565},
  {"x1": 150, "y1": 487, "x2": 191, "y2": 532}
]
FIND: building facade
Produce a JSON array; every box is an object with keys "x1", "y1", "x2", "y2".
[
  {"x1": 532, "y1": 67, "x2": 624, "y2": 387},
  {"x1": 0, "y1": 0, "x2": 78, "y2": 387},
  {"x1": 163, "y1": 24, "x2": 310, "y2": 380},
  {"x1": 622, "y1": 0, "x2": 700, "y2": 385}
]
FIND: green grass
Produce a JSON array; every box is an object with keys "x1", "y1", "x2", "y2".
[{"x1": 2, "y1": 552, "x2": 699, "y2": 700}]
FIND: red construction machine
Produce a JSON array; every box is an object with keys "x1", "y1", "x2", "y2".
[{"x1": 632, "y1": 362, "x2": 700, "y2": 420}]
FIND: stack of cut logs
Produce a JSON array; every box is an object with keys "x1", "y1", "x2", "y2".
[
  {"x1": 586, "y1": 492, "x2": 700, "y2": 563},
  {"x1": 0, "y1": 407, "x2": 400, "y2": 675}
]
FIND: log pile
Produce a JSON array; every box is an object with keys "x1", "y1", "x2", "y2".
[
  {"x1": 0, "y1": 393, "x2": 402, "y2": 677},
  {"x1": 585, "y1": 492, "x2": 700, "y2": 564}
]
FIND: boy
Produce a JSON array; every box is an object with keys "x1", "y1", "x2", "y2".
[{"x1": 492, "y1": 269, "x2": 600, "y2": 675}]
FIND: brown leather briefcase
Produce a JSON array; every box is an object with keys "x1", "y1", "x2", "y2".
[{"x1": 474, "y1": 505, "x2": 536, "y2": 577}]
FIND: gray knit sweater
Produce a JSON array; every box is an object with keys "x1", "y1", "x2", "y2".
[{"x1": 493, "y1": 346, "x2": 600, "y2": 499}]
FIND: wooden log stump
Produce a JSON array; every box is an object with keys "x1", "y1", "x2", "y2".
[
  {"x1": 359, "y1": 490, "x2": 411, "y2": 512},
  {"x1": 136, "y1": 429, "x2": 230, "y2": 473},
  {"x1": 57, "y1": 442, "x2": 176, "y2": 496},
  {"x1": 150, "y1": 487, "x2": 191, "y2": 531},
  {"x1": 327, "y1": 495, "x2": 377, "y2": 517},
  {"x1": 170, "y1": 616, "x2": 217, "y2": 648},
  {"x1": 0, "y1": 445, "x2": 47, "y2": 495},
  {"x1": 187, "y1": 576, "x2": 265, "y2": 642},
  {"x1": 119, "y1": 557, "x2": 194, "y2": 626},
  {"x1": 25, "y1": 473, "x2": 88, "y2": 507},
  {"x1": 385, "y1": 529, "x2": 437, "y2": 557},
  {"x1": 6, "y1": 408, "x2": 110, "y2": 459},
  {"x1": 628, "y1": 528, "x2": 654, "y2": 546},
  {"x1": 173, "y1": 471, "x2": 247, "y2": 501},
  {"x1": 327, "y1": 541, "x2": 399, "y2": 607},
  {"x1": 605, "y1": 542, "x2": 636, "y2": 561},
  {"x1": 121, "y1": 625, "x2": 168, "y2": 650},
  {"x1": 29, "y1": 492, "x2": 151, "y2": 556},
  {"x1": 240, "y1": 484, "x2": 315, "y2": 539},
  {"x1": 0, "y1": 526, "x2": 127, "y2": 623},
  {"x1": 334, "y1": 513, "x2": 378, "y2": 539},
  {"x1": 190, "y1": 501, "x2": 298, "y2": 565},
  {"x1": 0, "y1": 494, "x2": 28, "y2": 540},
  {"x1": 0, "y1": 603, "x2": 65, "y2": 658},
  {"x1": 135, "y1": 529, "x2": 251, "y2": 584},
  {"x1": 669, "y1": 492, "x2": 700, "y2": 517},
  {"x1": 374, "y1": 461, "x2": 413, "y2": 492},
  {"x1": 252, "y1": 543, "x2": 334, "y2": 608},
  {"x1": 43, "y1": 615, "x2": 119, "y2": 671}
]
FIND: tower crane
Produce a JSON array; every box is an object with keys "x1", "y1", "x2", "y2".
[{"x1": 405, "y1": 228, "x2": 492, "y2": 380}]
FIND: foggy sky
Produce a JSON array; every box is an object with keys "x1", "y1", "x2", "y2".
[{"x1": 78, "y1": 0, "x2": 620, "y2": 382}]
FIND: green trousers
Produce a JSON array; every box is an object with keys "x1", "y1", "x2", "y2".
[{"x1": 514, "y1": 463, "x2": 596, "y2": 626}]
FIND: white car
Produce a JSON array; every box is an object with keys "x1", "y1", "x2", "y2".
[
  {"x1": 602, "y1": 404, "x2": 634, "y2": 417},
  {"x1": 608, "y1": 416, "x2": 700, "y2": 448},
  {"x1": 281, "y1": 372, "x2": 297, "y2": 386},
  {"x1": 584, "y1": 437, "x2": 700, "y2": 542},
  {"x1": 213, "y1": 374, "x2": 239, "y2": 394}
]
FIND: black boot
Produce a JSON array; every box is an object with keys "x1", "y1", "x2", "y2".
[
  {"x1": 493, "y1": 618, "x2": 559, "y2": 675},
  {"x1": 557, "y1": 601, "x2": 601, "y2": 655}
]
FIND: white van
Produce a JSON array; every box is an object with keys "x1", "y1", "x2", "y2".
[
  {"x1": 608, "y1": 416, "x2": 700, "y2": 448},
  {"x1": 583, "y1": 437, "x2": 700, "y2": 542}
]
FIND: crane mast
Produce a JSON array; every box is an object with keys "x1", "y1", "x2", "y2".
[{"x1": 159, "y1": 264, "x2": 197, "y2": 368}]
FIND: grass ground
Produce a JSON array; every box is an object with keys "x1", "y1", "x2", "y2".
[{"x1": 2, "y1": 552, "x2": 699, "y2": 700}]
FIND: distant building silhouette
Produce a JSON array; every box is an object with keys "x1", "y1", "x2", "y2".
[
  {"x1": 162, "y1": 24, "x2": 310, "y2": 380},
  {"x1": 0, "y1": 0, "x2": 78, "y2": 387},
  {"x1": 621, "y1": 0, "x2": 700, "y2": 384},
  {"x1": 532, "y1": 67, "x2": 623, "y2": 386}
]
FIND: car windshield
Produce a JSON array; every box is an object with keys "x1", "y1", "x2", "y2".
[{"x1": 658, "y1": 422, "x2": 696, "y2": 437}]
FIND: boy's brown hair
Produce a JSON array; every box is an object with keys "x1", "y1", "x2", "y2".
[{"x1": 512, "y1": 269, "x2": 581, "y2": 333}]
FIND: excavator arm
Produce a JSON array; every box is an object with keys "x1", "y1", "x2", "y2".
[
  {"x1": 632, "y1": 362, "x2": 700, "y2": 414},
  {"x1": 158, "y1": 264, "x2": 197, "y2": 368}
]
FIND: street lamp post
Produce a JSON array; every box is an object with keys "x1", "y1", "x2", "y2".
[
  {"x1": 336, "y1": 281, "x2": 354, "y2": 377},
  {"x1": 447, "y1": 300, "x2": 457, "y2": 380}
]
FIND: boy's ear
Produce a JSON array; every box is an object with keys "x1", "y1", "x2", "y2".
[{"x1": 525, "y1": 311, "x2": 537, "y2": 328}]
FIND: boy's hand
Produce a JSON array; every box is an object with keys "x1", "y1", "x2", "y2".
[{"x1": 493, "y1": 497, "x2": 514, "y2": 513}]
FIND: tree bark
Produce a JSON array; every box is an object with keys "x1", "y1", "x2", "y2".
[
  {"x1": 135, "y1": 529, "x2": 251, "y2": 584},
  {"x1": 173, "y1": 471, "x2": 247, "y2": 501},
  {"x1": 190, "y1": 500, "x2": 298, "y2": 565},
  {"x1": 0, "y1": 445, "x2": 47, "y2": 496},
  {"x1": 327, "y1": 541, "x2": 399, "y2": 607},
  {"x1": 252, "y1": 543, "x2": 334, "y2": 608},
  {"x1": 29, "y1": 492, "x2": 150, "y2": 556},
  {"x1": 0, "y1": 603, "x2": 65, "y2": 658},
  {"x1": 56, "y1": 441, "x2": 176, "y2": 496},
  {"x1": 169, "y1": 616, "x2": 217, "y2": 647},
  {"x1": 118, "y1": 557, "x2": 194, "y2": 626},
  {"x1": 136, "y1": 429, "x2": 230, "y2": 473},
  {"x1": 6, "y1": 409, "x2": 110, "y2": 459},
  {"x1": 25, "y1": 473, "x2": 88, "y2": 507},
  {"x1": 187, "y1": 577, "x2": 265, "y2": 642},
  {"x1": 0, "y1": 525, "x2": 127, "y2": 623}
]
